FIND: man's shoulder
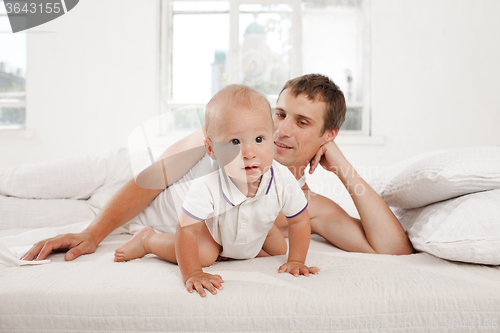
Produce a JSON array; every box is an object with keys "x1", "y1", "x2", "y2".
[
  {"x1": 270, "y1": 160, "x2": 306, "y2": 199},
  {"x1": 178, "y1": 154, "x2": 216, "y2": 184},
  {"x1": 271, "y1": 160, "x2": 296, "y2": 180},
  {"x1": 189, "y1": 159, "x2": 220, "y2": 188}
]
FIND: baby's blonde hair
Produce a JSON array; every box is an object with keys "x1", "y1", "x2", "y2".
[{"x1": 204, "y1": 84, "x2": 272, "y2": 139}]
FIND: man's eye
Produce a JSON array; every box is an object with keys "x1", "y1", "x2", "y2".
[
  {"x1": 299, "y1": 121, "x2": 307, "y2": 126},
  {"x1": 255, "y1": 136, "x2": 263, "y2": 143},
  {"x1": 230, "y1": 139, "x2": 240, "y2": 145},
  {"x1": 275, "y1": 112, "x2": 285, "y2": 118}
]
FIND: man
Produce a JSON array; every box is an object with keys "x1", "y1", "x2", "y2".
[
  {"x1": 271, "y1": 75, "x2": 413, "y2": 254},
  {"x1": 22, "y1": 74, "x2": 413, "y2": 262}
]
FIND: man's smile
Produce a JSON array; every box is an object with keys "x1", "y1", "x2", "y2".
[{"x1": 274, "y1": 141, "x2": 293, "y2": 149}]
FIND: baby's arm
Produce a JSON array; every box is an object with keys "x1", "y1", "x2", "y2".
[
  {"x1": 278, "y1": 209, "x2": 319, "y2": 276},
  {"x1": 175, "y1": 212, "x2": 223, "y2": 297}
]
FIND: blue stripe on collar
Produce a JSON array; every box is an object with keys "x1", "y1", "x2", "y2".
[
  {"x1": 222, "y1": 190, "x2": 235, "y2": 206},
  {"x1": 265, "y1": 166, "x2": 274, "y2": 195}
]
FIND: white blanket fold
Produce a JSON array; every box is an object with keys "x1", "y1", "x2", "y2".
[{"x1": 0, "y1": 221, "x2": 91, "y2": 266}]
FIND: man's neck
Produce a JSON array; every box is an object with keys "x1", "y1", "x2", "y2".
[{"x1": 286, "y1": 162, "x2": 308, "y2": 181}]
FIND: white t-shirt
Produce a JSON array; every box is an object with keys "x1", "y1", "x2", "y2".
[
  {"x1": 130, "y1": 155, "x2": 216, "y2": 234},
  {"x1": 128, "y1": 155, "x2": 307, "y2": 258},
  {"x1": 181, "y1": 159, "x2": 308, "y2": 259},
  {"x1": 297, "y1": 172, "x2": 306, "y2": 188}
]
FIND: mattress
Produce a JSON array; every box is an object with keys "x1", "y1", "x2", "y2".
[
  {"x1": 1, "y1": 148, "x2": 499, "y2": 332},
  {"x1": 1, "y1": 229, "x2": 499, "y2": 333}
]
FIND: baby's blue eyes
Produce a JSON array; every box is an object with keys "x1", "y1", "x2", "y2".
[{"x1": 229, "y1": 137, "x2": 264, "y2": 145}]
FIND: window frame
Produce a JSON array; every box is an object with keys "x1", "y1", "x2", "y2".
[
  {"x1": 0, "y1": 1, "x2": 27, "y2": 130},
  {"x1": 159, "y1": 0, "x2": 371, "y2": 136}
]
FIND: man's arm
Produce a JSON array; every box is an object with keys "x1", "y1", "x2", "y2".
[
  {"x1": 307, "y1": 141, "x2": 414, "y2": 255},
  {"x1": 22, "y1": 178, "x2": 164, "y2": 261},
  {"x1": 22, "y1": 128, "x2": 207, "y2": 261},
  {"x1": 135, "y1": 127, "x2": 206, "y2": 189}
]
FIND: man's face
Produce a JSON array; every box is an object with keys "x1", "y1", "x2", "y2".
[{"x1": 273, "y1": 88, "x2": 335, "y2": 173}]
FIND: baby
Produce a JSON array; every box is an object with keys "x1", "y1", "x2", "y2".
[{"x1": 114, "y1": 84, "x2": 318, "y2": 297}]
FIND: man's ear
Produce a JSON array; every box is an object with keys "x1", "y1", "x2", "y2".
[
  {"x1": 323, "y1": 129, "x2": 338, "y2": 144},
  {"x1": 204, "y1": 138, "x2": 217, "y2": 160}
]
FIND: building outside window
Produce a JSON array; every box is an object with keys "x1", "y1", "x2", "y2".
[
  {"x1": 160, "y1": 0, "x2": 369, "y2": 136},
  {"x1": 0, "y1": 0, "x2": 26, "y2": 129}
]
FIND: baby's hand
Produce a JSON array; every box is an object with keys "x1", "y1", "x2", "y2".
[
  {"x1": 278, "y1": 261, "x2": 320, "y2": 277},
  {"x1": 185, "y1": 271, "x2": 224, "y2": 297}
]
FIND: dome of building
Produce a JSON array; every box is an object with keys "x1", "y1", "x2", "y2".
[{"x1": 244, "y1": 22, "x2": 266, "y2": 36}]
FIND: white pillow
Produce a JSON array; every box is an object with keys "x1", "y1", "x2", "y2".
[
  {"x1": 373, "y1": 147, "x2": 500, "y2": 209},
  {"x1": 0, "y1": 195, "x2": 95, "y2": 230},
  {"x1": 396, "y1": 189, "x2": 500, "y2": 265},
  {"x1": 0, "y1": 148, "x2": 132, "y2": 230},
  {"x1": 0, "y1": 148, "x2": 131, "y2": 200}
]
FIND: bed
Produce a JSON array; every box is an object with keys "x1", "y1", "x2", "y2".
[{"x1": 1, "y1": 147, "x2": 499, "y2": 333}]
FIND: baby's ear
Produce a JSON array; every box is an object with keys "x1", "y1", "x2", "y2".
[{"x1": 204, "y1": 138, "x2": 217, "y2": 160}]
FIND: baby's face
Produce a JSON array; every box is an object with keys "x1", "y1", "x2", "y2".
[{"x1": 209, "y1": 107, "x2": 273, "y2": 186}]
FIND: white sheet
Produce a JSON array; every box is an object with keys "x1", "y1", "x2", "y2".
[
  {"x1": 0, "y1": 221, "x2": 92, "y2": 266},
  {"x1": 1, "y1": 231, "x2": 499, "y2": 333},
  {"x1": 0, "y1": 242, "x2": 49, "y2": 266},
  {"x1": 2, "y1": 148, "x2": 500, "y2": 332},
  {"x1": 0, "y1": 148, "x2": 132, "y2": 230}
]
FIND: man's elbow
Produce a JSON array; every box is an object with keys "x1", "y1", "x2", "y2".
[
  {"x1": 377, "y1": 241, "x2": 415, "y2": 255},
  {"x1": 389, "y1": 248, "x2": 415, "y2": 256}
]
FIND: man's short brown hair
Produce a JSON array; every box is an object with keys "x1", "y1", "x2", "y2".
[{"x1": 279, "y1": 74, "x2": 346, "y2": 133}]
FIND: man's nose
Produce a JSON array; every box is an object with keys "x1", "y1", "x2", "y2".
[{"x1": 275, "y1": 116, "x2": 291, "y2": 137}]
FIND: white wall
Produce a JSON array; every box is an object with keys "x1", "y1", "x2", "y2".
[
  {"x1": 1, "y1": 0, "x2": 500, "y2": 171},
  {"x1": 307, "y1": 0, "x2": 500, "y2": 215},
  {"x1": 0, "y1": 0, "x2": 160, "y2": 167},
  {"x1": 342, "y1": 0, "x2": 500, "y2": 170}
]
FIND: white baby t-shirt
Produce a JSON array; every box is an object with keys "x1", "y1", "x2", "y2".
[{"x1": 181, "y1": 159, "x2": 308, "y2": 259}]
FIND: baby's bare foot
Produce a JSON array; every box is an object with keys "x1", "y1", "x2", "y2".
[{"x1": 114, "y1": 227, "x2": 155, "y2": 262}]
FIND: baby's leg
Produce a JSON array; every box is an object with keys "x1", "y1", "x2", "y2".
[
  {"x1": 258, "y1": 224, "x2": 287, "y2": 257},
  {"x1": 114, "y1": 224, "x2": 220, "y2": 267},
  {"x1": 114, "y1": 227, "x2": 171, "y2": 262},
  {"x1": 194, "y1": 223, "x2": 221, "y2": 267}
]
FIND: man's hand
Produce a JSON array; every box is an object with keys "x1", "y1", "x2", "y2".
[
  {"x1": 21, "y1": 232, "x2": 97, "y2": 262},
  {"x1": 309, "y1": 140, "x2": 348, "y2": 175},
  {"x1": 185, "y1": 271, "x2": 224, "y2": 297},
  {"x1": 278, "y1": 260, "x2": 319, "y2": 277}
]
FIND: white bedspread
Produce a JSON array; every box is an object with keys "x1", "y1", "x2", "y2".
[
  {"x1": 1, "y1": 230, "x2": 499, "y2": 333},
  {"x1": 1, "y1": 148, "x2": 500, "y2": 332}
]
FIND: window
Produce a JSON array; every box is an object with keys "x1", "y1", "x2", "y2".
[
  {"x1": 0, "y1": 0, "x2": 26, "y2": 129},
  {"x1": 160, "y1": 0, "x2": 369, "y2": 135}
]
